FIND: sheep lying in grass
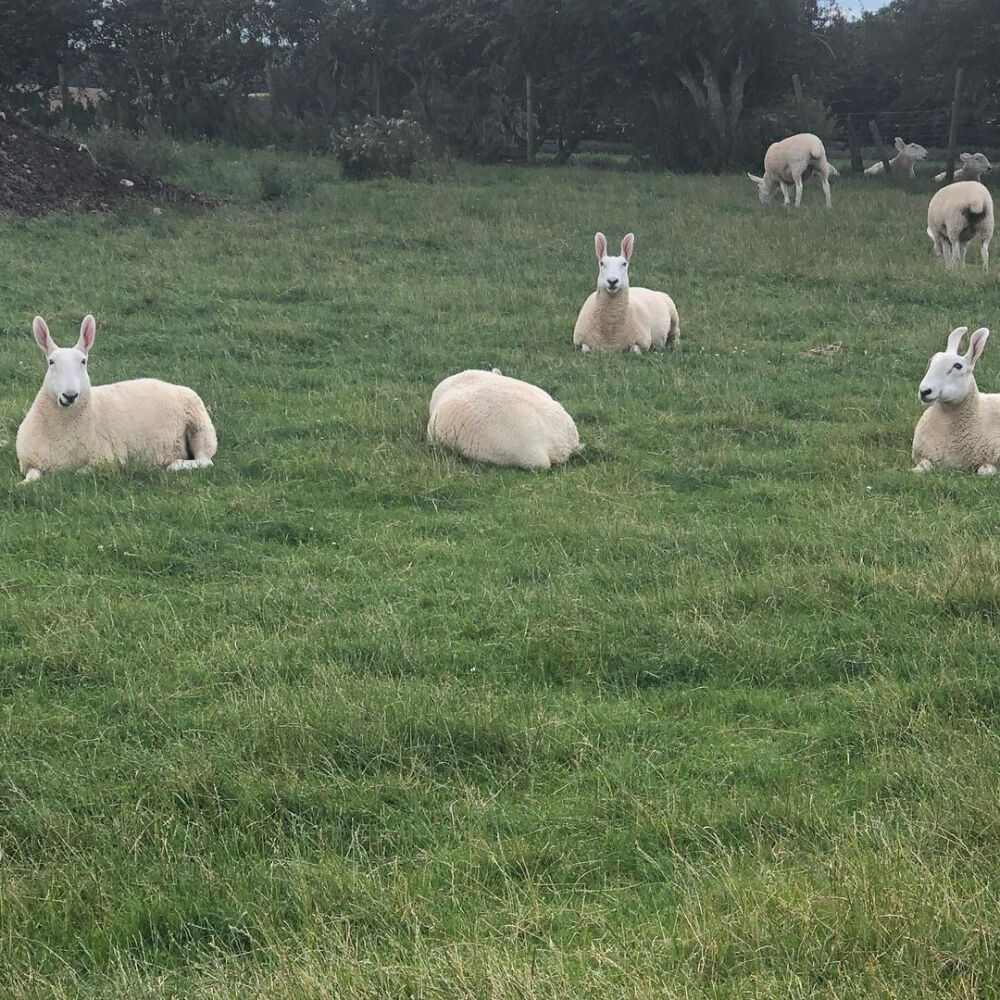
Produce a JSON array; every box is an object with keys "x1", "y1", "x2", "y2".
[
  {"x1": 934, "y1": 152, "x2": 992, "y2": 184},
  {"x1": 427, "y1": 368, "x2": 580, "y2": 470},
  {"x1": 926, "y1": 181, "x2": 994, "y2": 273},
  {"x1": 912, "y1": 326, "x2": 1000, "y2": 474},
  {"x1": 863, "y1": 137, "x2": 928, "y2": 178},
  {"x1": 573, "y1": 232, "x2": 679, "y2": 353},
  {"x1": 17, "y1": 315, "x2": 217, "y2": 483},
  {"x1": 746, "y1": 133, "x2": 839, "y2": 208}
]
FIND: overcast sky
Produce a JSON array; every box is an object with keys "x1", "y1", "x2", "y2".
[{"x1": 842, "y1": 0, "x2": 888, "y2": 13}]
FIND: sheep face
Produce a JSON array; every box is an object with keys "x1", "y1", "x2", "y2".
[
  {"x1": 746, "y1": 173, "x2": 774, "y2": 205},
  {"x1": 895, "y1": 137, "x2": 928, "y2": 163},
  {"x1": 962, "y1": 153, "x2": 992, "y2": 176},
  {"x1": 32, "y1": 315, "x2": 96, "y2": 409},
  {"x1": 919, "y1": 326, "x2": 989, "y2": 406},
  {"x1": 594, "y1": 231, "x2": 633, "y2": 295}
]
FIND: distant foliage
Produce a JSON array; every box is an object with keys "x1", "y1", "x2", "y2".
[
  {"x1": 736, "y1": 97, "x2": 839, "y2": 166},
  {"x1": 336, "y1": 116, "x2": 436, "y2": 180}
]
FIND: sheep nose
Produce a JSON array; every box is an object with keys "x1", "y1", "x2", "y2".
[
  {"x1": 607, "y1": 278, "x2": 619, "y2": 288},
  {"x1": 62, "y1": 392, "x2": 78, "y2": 403},
  {"x1": 920, "y1": 387, "x2": 933, "y2": 400}
]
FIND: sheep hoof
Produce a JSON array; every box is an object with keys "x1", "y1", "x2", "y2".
[
  {"x1": 912, "y1": 459, "x2": 934, "y2": 474},
  {"x1": 20, "y1": 469, "x2": 42, "y2": 484},
  {"x1": 580, "y1": 344, "x2": 591, "y2": 354},
  {"x1": 977, "y1": 464, "x2": 997, "y2": 476},
  {"x1": 630, "y1": 344, "x2": 642, "y2": 354}
]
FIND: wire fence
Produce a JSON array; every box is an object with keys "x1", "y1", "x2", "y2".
[{"x1": 829, "y1": 110, "x2": 1000, "y2": 159}]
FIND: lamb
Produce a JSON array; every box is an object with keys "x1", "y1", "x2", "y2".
[
  {"x1": 863, "y1": 137, "x2": 928, "y2": 178},
  {"x1": 746, "y1": 132, "x2": 839, "y2": 208},
  {"x1": 934, "y1": 152, "x2": 992, "y2": 184},
  {"x1": 912, "y1": 326, "x2": 1000, "y2": 474},
  {"x1": 572, "y1": 232, "x2": 679, "y2": 353},
  {"x1": 926, "y1": 181, "x2": 994, "y2": 273},
  {"x1": 16, "y1": 314, "x2": 217, "y2": 483},
  {"x1": 427, "y1": 368, "x2": 580, "y2": 470}
]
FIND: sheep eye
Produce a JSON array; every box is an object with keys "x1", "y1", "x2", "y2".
[
  {"x1": 952, "y1": 363, "x2": 963, "y2": 371},
  {"x1": 48, "y1": 359, "x2": 54, "y2": 366},
  {"x1": 81, "y1": 359, "x2": 86, "y2": 366}
]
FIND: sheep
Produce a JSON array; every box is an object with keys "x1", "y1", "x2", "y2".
[
  {"x1": 912, "y1": 325, "x2": 1000, "y2": 474},
  {"x1": 934, "y1": 152, "x2": 992, "y2": 184},
  {"x1": 16, "y1": 314, "x2": 217, "y2": 483},
  {"x1": 572, "y1": 232, "x2": 679, "y2": 354},
  {"x1": 926, "y1": 181, "x2": 994, "y2": 273},
  {"x1": 863, "y1": 137, "x2": 928, "y2": 178},
  {"x1": 746, "y1": 133, "x2": 839, "y2": 208},
  {"x1": 427, "y1": 368, "x2": 580, "y2": 470}
]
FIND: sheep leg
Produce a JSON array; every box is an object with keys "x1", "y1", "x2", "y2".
[
  {"x1": 912, "y1": 458, "x2": 934, "y2": 473},
  {"x1": 793, "y1": 176, "x2": 804, "y2": 207},
  {"x1": 168, "y1": 457, "x2": 213, "y2": 471},
  {"x1": 820, "y1": 174, "x2": 832, "y2": 208},
  {"x1": 959, "y1": 241, "x2": 971, "y2": 266},
  {"x1": 630, "y1": 344, "x2": 642, "y2": 354},
  {"x1": 982, "y1": 236, "x2": 991, "y2": 274},
  {"x1": 778, "y1": 181, "x2": 791, "y2": 206},
  {"x1": 978, "y1": 464, "x2": 998, "y2": 476},
  {"x1": 20, "y1": 468, "x2": 42, "y2": 484},
  {"x1": 580, "y1": 344, "x2": 591, "y2": 354}
]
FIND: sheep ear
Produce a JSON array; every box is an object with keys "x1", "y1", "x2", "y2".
[
  {"x1": 946, "y1": 327, "x2": 968, "y2": 353},
  {"x1": 894, "y1": 137, "x2": 905, "y2": 151},
  {"x1": 620, "y1": 233, "x2": 635, "y2": 261},
  {"x1": 960, "y1": 152, "x2": 971, "y2": 162},
  {"x1": 968, "y1": 328, "x2": 990, "y2": 364},
  {"x1": 76, "y1": 314, "x2": 96, "y2": 354},
  {"x1": 32, "y1": 316, "x2": 55, "y2": 354},
  {"x1": 747, "y1": 172, "x2": 763, "y2": 184},
  {"x1": 594, "y1": 232, "x2": 607, "y2": 261}
]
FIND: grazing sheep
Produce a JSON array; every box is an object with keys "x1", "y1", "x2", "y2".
[
  {"x1": 934, "y1": 152, "x2": 992, "y2": 184},
  {"x1": 17, "y1": 314, "x2": 217, "y2": 483},
  {"x1": 863, "y1": 137, "x2": 928, "y2": 178},
  {"x1": 746, "y1": 133, "x2": 839, "y2": 208},
  {"x1": 926, "y1": 181, "x2": 994, "y2": 273},
  {"x1": 427, "y1": 368, "x2": 580, "y2": 470},
  {"x1": 572, "y1": 232, "x2": 679, "y2": 354},
  {"x1": 912, "y1": 326, "x2": 1000, "y2": 474}
]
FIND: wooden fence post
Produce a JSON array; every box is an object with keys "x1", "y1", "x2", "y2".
[
  {"x1": 846, "y1": 119, "x2": 865, "y2": 174},
  {"x1": 792, "y1": 74, "x2": 804, "y2": 103},
  {"x1": 526, "y1": 73, "x2": 535, "y2": 166},
  {"x1": 868, "y1": 120, "x2": 892, "y2": 176},
  {"x1": 945, "y1": 67, "x2": 964, "y2": 183}
]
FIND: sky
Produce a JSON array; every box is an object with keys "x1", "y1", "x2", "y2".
[{"x1": 841, "y1": 1, "x2": 888, "y2": 12}]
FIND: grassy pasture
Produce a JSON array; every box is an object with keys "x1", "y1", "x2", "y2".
[{"x1": 1, "y1": 142, "x2": 1000, "y2": 997}]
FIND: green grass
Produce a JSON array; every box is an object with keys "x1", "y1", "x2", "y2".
[{"x1": 1, "y1": 142, "x2": 999, "y2": 997}]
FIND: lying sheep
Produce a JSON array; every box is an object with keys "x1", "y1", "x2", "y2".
[
  {"x1": 747, "y1": 133, "x2": 839, "y2": 208},
  {"x1": 863, "y1": 137, "x2": 928, "y2": 178},
  {"x1": 926, "y1": 181, "x2": 994, "y2": 273},
  {"x1": 427, "y1": 368, "x2": 580, "y2": 470},
  {"x1": 913, "y1": 325, "x2": 1000, "y2": 474},
  {"x1": 573, "y1": 232, "x2": 679, "y2": 353},
  {"x1": 17, "y1": 315, "x2": 217, "y2": 483},
  {"x1": 934, "y1": 152, "x2": 992, "y2": 184}
]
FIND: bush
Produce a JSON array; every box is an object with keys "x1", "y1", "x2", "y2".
[
  {"x1": 735, "y1": 97, "x2": 840, "y2": 166},
  {"x1": 336, "y1": 115, "x2": 437, "y2": 180},
  {"x1": 84, "y1": 127, "x2": 181, "y2": 177}
]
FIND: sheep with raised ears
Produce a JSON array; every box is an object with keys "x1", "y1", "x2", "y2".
[
  {"x1": 16, "y1": 315, "x2": 217, "y2": 483},
  {"x1": 934, "y1": 152, "x2": 992, "y2": 184},
  {"x1": 926, "y1": 181, "x2": 994, "y2": 273},
  {"x1": 427, "y1": 368, "x2": 580, "y2": 470},
  {"x1": 912, "y1": 326, "x2": 1000, "y2": 474},
  {"x1": 863, "y1": 137, "x2": 928, "y2": 178},
  {"x1": 572, "y1": 232, "x2": 679, "y2": 354},
  {"x1": 746, "y1": 133, "x2": 839, "y2": 208}
]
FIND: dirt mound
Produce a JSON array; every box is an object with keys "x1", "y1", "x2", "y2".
[{"x1": 0, "y1": 108, "x2": 213, "y2": 216}]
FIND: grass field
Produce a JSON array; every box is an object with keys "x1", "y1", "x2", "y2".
[{"x1": 2, "y1": 139, "x2": 1000, "y2": 997}]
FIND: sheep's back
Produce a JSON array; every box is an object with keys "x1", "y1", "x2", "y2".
[{"x1": 428, "y1": 370, "x2": 578, "y2": 469}]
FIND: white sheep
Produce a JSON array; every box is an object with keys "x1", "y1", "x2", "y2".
[
  {"x1": 572, "y1": 232, "x2": 679, "y2": 354},
  {"x1": 746, "y1": 133, "x2": 839, "y2": 208},
  {"x1": 427, "y1": 368, "x2": 580, "y2": 470},
  {"x1": 863, "y1": 137, "x2": 928, "y2": 178},
  {"x1": 912, "y1": 326, "x2": 1000, "y2": 474},
  {"x1": 17, "y1": 315, "x2": 217, "y2": 483},
  {"x1": 926, "y1": 181, "x2": 994, "y2": 273},
  {"x1": 934, "y1": 152, "x2": 992, "y2": 184}
]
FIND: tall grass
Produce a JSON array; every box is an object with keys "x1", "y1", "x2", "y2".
[{"x1": 1, "y1": 142, "x2": 998, "y2": 997}]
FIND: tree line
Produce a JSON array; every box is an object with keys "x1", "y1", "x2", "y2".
[{"x1": 1, "y1": 0, "x2": 997, "y2": 169}]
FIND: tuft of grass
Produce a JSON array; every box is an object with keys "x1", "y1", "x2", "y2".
[{"x1": 1, "y1": 141, "x2": 999, "y2": 997}]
